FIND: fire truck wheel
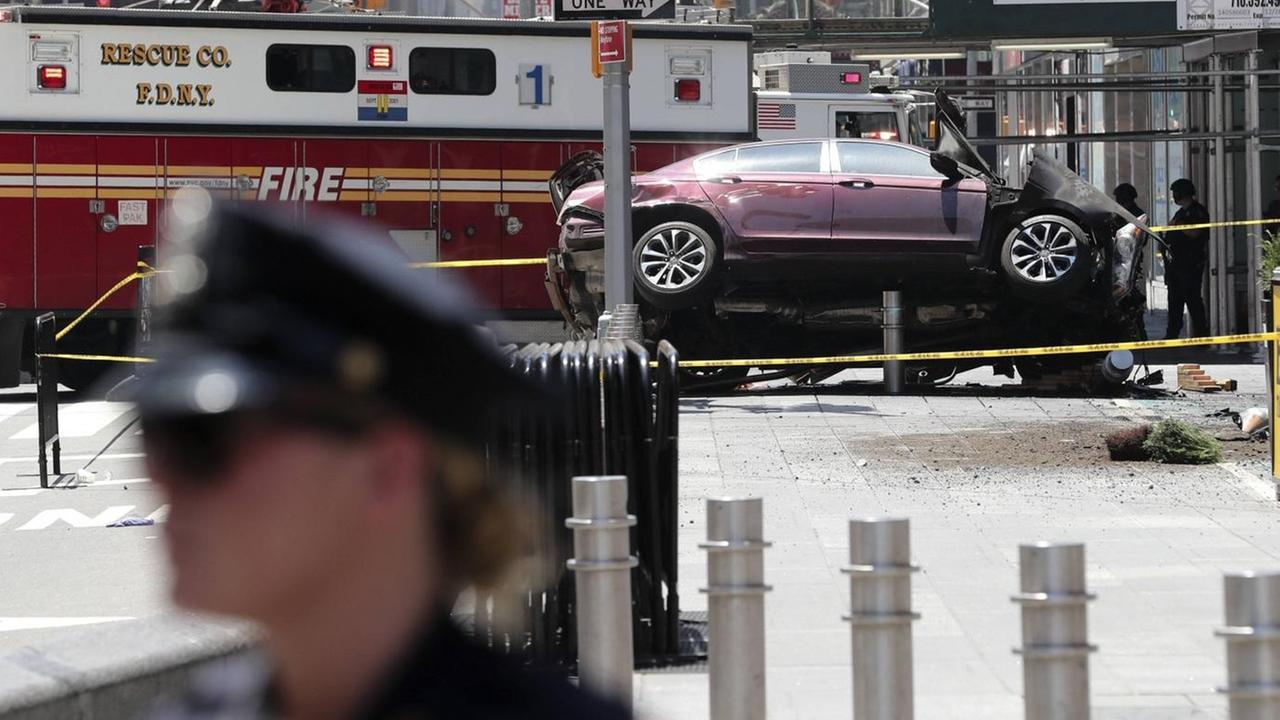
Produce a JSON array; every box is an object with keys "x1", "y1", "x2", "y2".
[
  {"x1": 1000, "y1": 214, "x2": 1093, "y2": 301},
  {"x1": 632, "y1": 221, "x2": 720, "y2": 311}
]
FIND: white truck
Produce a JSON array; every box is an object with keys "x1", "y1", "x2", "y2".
[{"x1": 753, "y1": 50, "x2": 928, "y2": 147}]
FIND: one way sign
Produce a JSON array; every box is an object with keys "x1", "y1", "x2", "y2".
[{"x1": 553, "y1": 0, "x2": 674, "y2": 21}]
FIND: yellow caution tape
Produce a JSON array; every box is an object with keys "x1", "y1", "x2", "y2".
[
  {"x1": 39, "y1": 353, "x2": 155, "y2": 364},
  {"x1": 55, "y1": 261, "x2": 159, "y2": 343},
  {"x1": 411, "y1": 258, "x2": 545, "y2": 269},
  {"x1": 676, "y1": 332, "x2": 1279, "y2": 369},
  {"x1": 1148, "y1": 217, "x2": 1277, "y2": 234}
]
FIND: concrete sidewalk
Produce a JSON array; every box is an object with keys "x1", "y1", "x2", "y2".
[{"x1": 635, "y1": 376, "x2": 1278, "y2": 719}]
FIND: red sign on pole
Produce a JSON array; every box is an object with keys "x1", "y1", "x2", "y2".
[
  {"x1": 502, "y1": 0, "x2": 520, "y2": 19},
  {"x1": 596, "y1": 20, "x2": 626, "y2": 64}
]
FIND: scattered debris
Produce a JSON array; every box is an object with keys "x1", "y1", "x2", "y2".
[
  {"x1": 1177, "y1": 364, "x2": 1237, "y2": 393},
  {"x1": 1142, "y1": 419, "x2": 1224, "y2": 465},
  {"x1": 1136, "y1": 369, "x2": 1164, "y2": 387},
  {"x1": 107, "y1": 517, "x2": 156, "y2": 528},
  {"x1": 1238, "y1": 407, "x2": 1270, "y2": 438},
  {"x1": 1105, "y1": 424, "x2": 1152, "y2": 461}
]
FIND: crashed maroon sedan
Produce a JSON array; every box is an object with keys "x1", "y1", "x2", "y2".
[{"x1": 547, "y1": 91, "x2": 1149, "y2": 381}]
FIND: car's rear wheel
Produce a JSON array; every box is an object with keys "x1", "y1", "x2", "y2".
[
  {"x1": 632, "y1": 220, "x2": 720, "y2": 310},
  {"x1": 1000, "y1": 214, "x2": 1092, "y2": 301}
]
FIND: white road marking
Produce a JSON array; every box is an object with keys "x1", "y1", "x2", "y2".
[
  {"x1": 11, "y1": 402, "x2": 134, "y2": 441},
  {"x1": 0, "y1": 489, "x2": 45, "y2": 497},
  {"x1": 0, "y1": 452, "x2": 144, "y2": 466},
  {"x1": 0, "y1": 617, "x2": 133, "y2": 633},
  {"x1": 1217, "y1": 462, "x2": 1279, "y2": 502},
  {"x1": 148, "y1": 505, "x2": 169, "y2": 523},
  {"x1": 0, "y1": 513, "x2": 11, "y2": 528},
  {"x1": 90, "y1": 477, "x2": 151, "y2": 487},
  {"x1": 16, "y1": 505, "x2": 135, "y2": 531},
  {"x1": 0, "y1": 402, "x2": 33, "y2": 423}
]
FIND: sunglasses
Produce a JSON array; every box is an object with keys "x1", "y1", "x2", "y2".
[{"x1": 140, "y1": 407, "x2": 373, "y2": 483}]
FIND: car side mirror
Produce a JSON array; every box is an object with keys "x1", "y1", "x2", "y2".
[{"x1": 930, "y1": 153, "x2": 964, "y2": 187}]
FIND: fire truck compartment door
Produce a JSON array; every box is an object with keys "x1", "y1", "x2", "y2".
[{"x1": 389, "y1": 230, "x2": 438, "y2": 264}]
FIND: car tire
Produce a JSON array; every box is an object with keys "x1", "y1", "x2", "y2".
[
  {"x1": 999, "y1": 214, "x2": 1093, "y2": 301},
  {"x1": 632, "y1": 220, "x2": 720, "y2": 310}
]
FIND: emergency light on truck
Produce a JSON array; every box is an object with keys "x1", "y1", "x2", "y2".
[
  {"x1": 36, "y1": 65, "x2": 66, "y2": 89},
  {"x1": 367, "y1": 45, "x2": 393, "y2": 69}
]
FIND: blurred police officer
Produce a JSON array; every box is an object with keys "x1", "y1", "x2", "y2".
[
  {"x1": 1112, "y1": 183, "x2": 1145, "y2": 219},
  {"x1": 1164, "y1": 178, "x2": 1211, "y2": 339},
  {"x1": 140, "y1": 193, "x2": 630, "y2": 720}
]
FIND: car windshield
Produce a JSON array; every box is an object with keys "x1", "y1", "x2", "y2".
[{"x1": 835, "y1": 111, "x2": 899, "y2": 141}]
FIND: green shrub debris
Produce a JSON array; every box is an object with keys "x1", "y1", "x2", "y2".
[{"x1": 1142, "y1": 419, "x2": 1223, "y2": 465}]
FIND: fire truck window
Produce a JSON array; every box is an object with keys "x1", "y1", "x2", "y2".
[
  {"x1": 731, "y1": 143, "x2": 822, "y2": 174},
  {"x1": 409, "y1": 48, "x2": 496, "y2": 96},
  {"x1": 833, "y1": 111, "x2": 899, "y2": 142},
  {"x1": 266, "y1": 44, "x2": 356, "y2": 93},
  {"x1": 837, "y1": 142, "x2": 941, "y2": 178}
]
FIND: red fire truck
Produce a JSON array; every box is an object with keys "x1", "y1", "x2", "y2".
[{"x1": 0, "y1": 5, "x2": 752, "y2": 387}]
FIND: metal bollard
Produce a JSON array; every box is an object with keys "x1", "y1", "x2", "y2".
[
  {"x1": 1216, "y1": 571, "x2": 1280, "y2": 720},
  {"x1": 566, "y1": 475, "x2": 638, "y2": 707},
  {"x1": 842, "y1": 517, "x2": 919, "y2": 720},
  {"x1": 700, "y1": 497, "x2": 772, "y2": 720},
  {"x1": 1012, "y1": 542, "x2": 1096, "y2": 720},
  {"x1": 882, "y1": 290, "x2": 905, "y2": 394}
]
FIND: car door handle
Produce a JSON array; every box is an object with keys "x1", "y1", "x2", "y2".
[
  {"x1": 838, "y1": 179, "x2": 875, "y2": 189},
  {"x1": 708, "y1": 176, "x2": 742, "y2": 184}
]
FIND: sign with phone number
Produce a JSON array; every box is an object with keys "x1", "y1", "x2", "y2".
[{"x1": 1178, "y1": 0, "x2": 1280, "y2": 29}]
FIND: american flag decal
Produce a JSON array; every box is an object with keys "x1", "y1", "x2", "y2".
[{"x1": 757, "y1": 102, "x2": 796, "y2": 130}]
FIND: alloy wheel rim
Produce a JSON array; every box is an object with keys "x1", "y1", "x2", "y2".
[
  {"x1": 1009, "y1": 221, "x2": 1079, "y2": 283},
  {"x1": 639, "y1": 228, "x2": 709, "y2": 290}
]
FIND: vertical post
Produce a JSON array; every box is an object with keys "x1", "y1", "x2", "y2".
[
  {"x1": 1013, "y1": 542, "x2": 1096, "y2": 720},
  {"x1": 882, "y1": 290, "x2": 904, "y2": 395},
  {"x1": 1271, "y1": 270, "x2": 1280, "y2": 500},
  {"x1": 602, "y1": 46, "x2": 634, "y2": 312},
  {"x1": 1216, "y1": 571, "x2": 1280, "y2": 720},
  {"x1": 34, "y1": 313, "x2": 61, "y2": 490},
  {"x1": 1210, "y1": 55, "x2": 1229, "y2": 336},
  {"x1": 566, "y1": 475, "x2": 637, "y2": 708},
  {"x1": 1245, "y1": 51, "x2": 1262, "y2": 334},
  {"x1": 701, "y1": 497, "x2": 771, "y2": 720},
  {"x1": 843, "y1": 517, "x2": 919, "y2": 720}
]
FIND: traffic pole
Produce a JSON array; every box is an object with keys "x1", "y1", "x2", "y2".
[
  {"x1": 700, "y1": 497, "x2": 771, "y2": 720},
  {"x1": 566, "y1": 475, "x2": 638, "y2": 708},
  {"x1": 600, "y1": 22, "x2": 634, "y2": 311},
  {"x1": 1012, "y1": 542, "x2": 1096, "y2": 720},
  {"x1": 1216, "y1": 571, "x2": 1280, "y2": 720},
  {"x1": 842, "y1": 517, "x2": 919, "y2": 720},
  {"x1": 1271, "y1": 269, "x2": 1279, "y2": 499}
]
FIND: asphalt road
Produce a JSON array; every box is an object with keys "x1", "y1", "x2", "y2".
[{"x1": 0, "y1": 386, "x2": 166, "y2": 652}]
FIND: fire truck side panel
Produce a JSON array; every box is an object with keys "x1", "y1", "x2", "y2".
[
  {"x1": 438, "y1": 140, "x2": 503, "y2": 309},
  {"x1": 0, "y1": 134, "x2": 35, "y2": 310},
  {"x1": 301, "y1": 139, "x2": 370, "y2": 223},
  {"x1": 230, "y1": 137, "x2": 299, "y2": 214},
  {"x1": 96, "y1": 135, "x2": 158, "y2": 309},
  {"x1": 368, "y1": 139, "x2": 436, "y2": 265},
  {"x1": 499, "y1": 141, "x2": 560, "y2": 310},
  {"x1": 34, "y1": 135, "x2": 98, "y2": 310},
  {"x1": 1, "y1": 11, "x2": 752, "y2": 138}
]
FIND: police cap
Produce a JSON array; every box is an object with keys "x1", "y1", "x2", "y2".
[{"x1": 133, "y1": 196, "x2": 530, "y2": 444}]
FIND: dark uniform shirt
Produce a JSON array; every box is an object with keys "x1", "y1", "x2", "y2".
[
  {"x1": 1165, "y1": 200, "x2": 1210, "y2": 267},
  {"x1": 147, "y1": 615, "x2": 632, "y2": 720}
]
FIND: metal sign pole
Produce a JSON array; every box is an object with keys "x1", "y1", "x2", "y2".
[
  {"x1": 602, "y1": 42, "x2": 634, "y2": 311},
  {"x1": 1272, "y1": 269, "x2": 1279, "y2": 499},
  {"x1": 1216, "y1": 571, "x2": 1280, "y2": 720}
]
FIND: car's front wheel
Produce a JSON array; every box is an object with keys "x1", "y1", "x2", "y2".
[
  {"x1": 632, "y1": 220, "x2": 720, "y2": 310},
  {"x1": 999, "y1": 214, "x2": 1092, "y2": 301}
]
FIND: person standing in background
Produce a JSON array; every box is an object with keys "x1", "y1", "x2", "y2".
[{"x1": 1163, "y1": 178, "x2": 1211, "y2": 339}]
